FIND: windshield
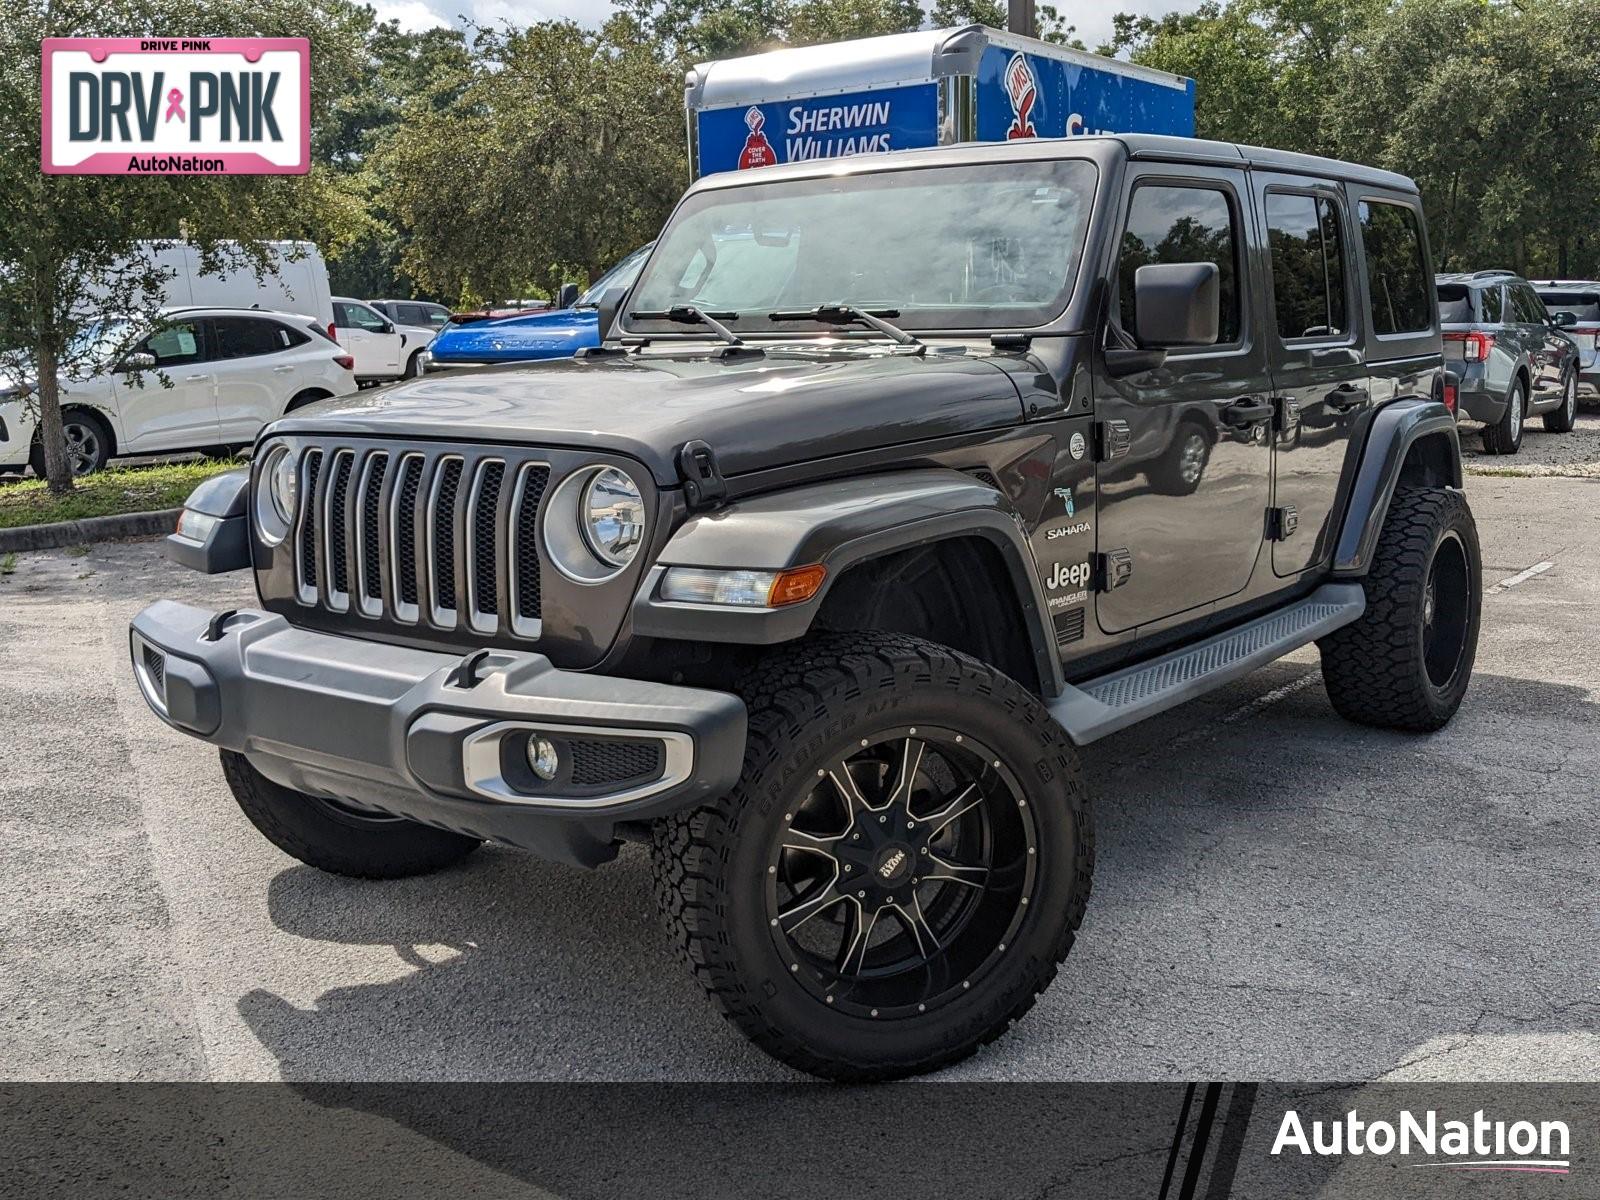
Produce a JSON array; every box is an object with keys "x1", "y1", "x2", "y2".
[
  {"x1": 626, "y1": 159, "x2": 1097, "y2": 334},
  {"x1": 578, "y1": 243, "x2": 654, "y2": 308},
  {"x1": 1537, "y1": 291, "x2": 1600, "y2": 322},
  {"x1": 71, "y1": 318, "x2": 135, "y2": 366}
]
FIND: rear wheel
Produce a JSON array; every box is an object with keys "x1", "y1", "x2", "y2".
[
  {"x1": 221, "y1": 750, "x2": 480, "y2": 879},
  {"x1": 285, "y1": 389, "x2": 329, "y2": 413},
  {"x1": 1481, "y1": 378, "x2": 1525, "y2": 454},
  {"x1": 651, "y1": 632, "x2": 1092, "y2": 1081},
  {"x1": 1319, "y1": 487, "x2": 1481, "y2": 732},
  {"x1": 1543, "y1": 369, "x2": 1578, "y2": 433}
]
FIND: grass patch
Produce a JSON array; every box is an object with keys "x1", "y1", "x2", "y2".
[{"x1": 0, "y1": 459, "x2": 245, "y2": 530}]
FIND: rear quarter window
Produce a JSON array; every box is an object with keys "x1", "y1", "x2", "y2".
[
  {"x1": 1359, "y1": 201, "x2": 1431, "y2": 335},
  {"x1": 1537, "y1": 291, "x2": 1600, "y2": 322}
]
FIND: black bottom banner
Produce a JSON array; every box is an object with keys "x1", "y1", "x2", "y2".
[{"x1": 2, "y1": 1083, "x2": 1593, "y2": 1198}]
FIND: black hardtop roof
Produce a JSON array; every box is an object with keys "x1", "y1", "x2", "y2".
[{"x1": 688, "y1": 133, "x2": 1420, "y2": 195}]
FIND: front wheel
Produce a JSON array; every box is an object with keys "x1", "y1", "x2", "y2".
[
  {"x1": 30, "y1": 409, "x2": 113, "y2": 477},
  {"x1": 1543, "y1": 369, "x2": 1578, "y2": 433},
  {"x1": 651, "y1": 632, "x2": 1093, "y2": 1081},
  {"x1": 1319, "y1": 487, "x2": 1481, "y2": 732}
]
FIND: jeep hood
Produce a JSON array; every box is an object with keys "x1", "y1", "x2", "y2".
[{"x1": 272, "y1": 350, "x2": 1026, "y2": 485}]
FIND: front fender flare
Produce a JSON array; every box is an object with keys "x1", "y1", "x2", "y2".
[
  {"x1": 630, "y1": 468, "x2": 1062, "y2": 695},
  {"x1": 1332, "y1": 398, "x2": 1462, "y2": 577}
]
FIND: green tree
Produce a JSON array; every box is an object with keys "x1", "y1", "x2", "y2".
[
  {"x1": 381, "y1": 14, "x2": 686, "y2": 304},
  {"x1": 0, "y1": 0, "x2": 364, "y2": 492}
]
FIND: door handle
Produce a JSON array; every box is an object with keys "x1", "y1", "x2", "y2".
[
  {"x1": 182, "y1": 374, "x2": 209, "y2": 382},
  {"x1": 1219, "y1": 398, "x2": 1273, "y2": 427},
  {"x1": 272, "y1": 365, "x2": 295, "y2": 373},
  {"x1": 1325, "y1": 383, "x2": 1369, "y2": 410}
]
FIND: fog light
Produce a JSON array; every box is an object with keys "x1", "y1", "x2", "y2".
[{"x1": 526, "y1": 735, "x2": 560, "y2": 781}]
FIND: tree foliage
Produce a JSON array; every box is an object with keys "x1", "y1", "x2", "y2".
[{"x1": 0, "y1": 0, "x2": 365, "y2": 491}]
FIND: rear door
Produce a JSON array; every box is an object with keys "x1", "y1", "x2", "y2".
[
  {"x1": 1253, "y1": 175, "x2": 1366, "y2": 578},
  {"x1": 210, "y1": 316, "x2": 308, "y2": 439},
  {"x1": 1092, "y1": 166, "x2": 1274, "y2": 633}
]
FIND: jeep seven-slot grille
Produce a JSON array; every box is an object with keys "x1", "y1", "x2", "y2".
[{"x1": 291, "y1": 445, "x2": 552, "y2": 638}]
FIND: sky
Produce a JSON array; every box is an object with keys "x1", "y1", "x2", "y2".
[{"x1": 369, "y1": 0, "x2": 1204, "y2": 55}]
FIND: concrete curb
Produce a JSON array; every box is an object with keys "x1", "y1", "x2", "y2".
[{"x1": 0, "y1": 508, "x2": 180, "y2": 554}]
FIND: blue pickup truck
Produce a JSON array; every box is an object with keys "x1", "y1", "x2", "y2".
[{"x1": 426, "y1": 243, "x2": 653, "y2": 366}]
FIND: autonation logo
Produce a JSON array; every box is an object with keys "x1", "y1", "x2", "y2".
[{"x1": 1272, "y1": 1108, "x2": 1572, "y2": 1175}]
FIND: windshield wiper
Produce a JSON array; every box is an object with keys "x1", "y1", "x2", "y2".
[
  {"x1": 628, "y1": 304, "x2": 746, "y2": 347},
  {"x1": 768, "y1": 303, "x2": 923, "y2": 349}
]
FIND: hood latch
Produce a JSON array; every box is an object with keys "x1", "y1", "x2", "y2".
[{"x1": 678, "y1": 440, "x2": 728, "y2": 511}]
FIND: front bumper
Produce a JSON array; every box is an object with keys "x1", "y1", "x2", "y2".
[{"x1": 129, "y1": 601, "x2": 746, "y2": 866}]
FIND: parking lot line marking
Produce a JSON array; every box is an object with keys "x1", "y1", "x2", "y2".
[
  {"x1": 1221, "y1": 670, "x2": 1321, "y2": 725},
  {"x1": 1488, "y1": 561, "x2": 1554, "y2": 595}
]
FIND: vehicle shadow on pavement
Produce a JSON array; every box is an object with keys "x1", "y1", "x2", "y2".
[
  {"x1": 236, "y1": 666, "x2": 1598, "y2": 1085},
  {"x1": 238, "y1": 846, "x2": 795, "y2": 1081}
]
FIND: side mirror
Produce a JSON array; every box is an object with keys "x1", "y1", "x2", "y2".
[
  {"x1": 380, "y1": 320, "x2": 396, "y2": 335},
  {"x1": 1133, "y1": 262, "x2": 1220, "y2": 348},
  {"x1": 595, "y1": 286, "x2": 630, "y2": 341},
  {"x1": 556, "y1": 282, "x2": 579, "y2": 310},
  {"x1": 1554, "y1": 310, "x2": 1576, "y2": 328},
  {"x1": 121, "y1": 352, "x2": 157, "y2": 372}
]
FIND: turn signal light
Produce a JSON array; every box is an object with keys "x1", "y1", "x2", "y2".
[
  {"x1": 770, "y1": 564, "x2": 827, "y2": 607},
  {"x1": 1444, "y1": 331, "x2": 1494, "y2": 362}
]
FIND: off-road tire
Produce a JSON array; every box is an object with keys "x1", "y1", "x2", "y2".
[
  {"x1": 1543, "y1": 369, "x2": 1578, "y2": 433},
  {"x1": 1481, "y1": 378, "x2": 1525, "y2": 454},
  {"x1": 1319, "y1": 487, "x2": 1481, "y2": 732},
  {"x1": 650, "y1": 631, "x2": 1093, "y2": 1081},
  {"x1": 221, "y1": 750, "x2": 480, "y2": 879}
]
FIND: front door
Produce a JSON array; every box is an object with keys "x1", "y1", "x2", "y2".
[
  {"x1": 1254, "y1": 177, "x2": 1368, "y2": 578},
  {"x1": 1093, "y1": 168, "x2": 1273, "y2": 634},
  {"x1": 112, "y1": 317, "x2": 220, "y2": 451}
]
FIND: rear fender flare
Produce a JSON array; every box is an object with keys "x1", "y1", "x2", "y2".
[{"x1": 1332, "y1": 398, "x2": 1462, "y2": 577}]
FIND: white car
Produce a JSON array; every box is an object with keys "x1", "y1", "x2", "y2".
[
  {"x1": 332, "y1": 297, "x2": 435, "y2": 384},
  {"x1": 0, "y1": 307, "x2": 357, "y2": 477}
]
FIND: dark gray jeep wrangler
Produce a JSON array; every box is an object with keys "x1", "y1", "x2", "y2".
[{"x1": 131, "y1": 135, "x2": 1481, "y2": 1080}]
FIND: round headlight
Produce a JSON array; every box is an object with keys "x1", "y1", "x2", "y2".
[
  {"x1": 268, "y1": 448, "x2": 299, "y2": 525},
  {"x1": 580, "y1": 468, "x2": 644, "y2": 568}
]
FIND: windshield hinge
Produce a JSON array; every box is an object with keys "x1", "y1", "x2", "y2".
[
  {"x1": 990, "y1": 333, "x2": 1032, "y2": 352},
  {"x1": 678, "y1": 440, "x2": 728, "y2": 511}
]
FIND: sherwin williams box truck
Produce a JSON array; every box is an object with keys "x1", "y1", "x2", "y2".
[{"x1": 685, "y1": 24, "x2": 1197, "y2": 178}]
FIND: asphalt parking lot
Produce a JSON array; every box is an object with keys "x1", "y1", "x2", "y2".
[{"x1": 2, "y1": 435, "x2": 1597, "y2": 1084}]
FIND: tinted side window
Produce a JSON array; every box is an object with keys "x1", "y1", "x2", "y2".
[
  {"x1": 1479, "y1": 285, "x2": 1504, "y2": 323},
  {"x1": 1266, "y1": 192, "x2": 1349, "y2": 341},
  {"x1": 425, "y1": 305, "x2": 450, "y2": 329},
  {"x1": 139, "y1": 320, "x2": 204, "y2": 366},
  {"x1": 1120, "y1": 184, "x2": 1240, "y2": 345},
  {"x1": 398, "y1": 304, "x2": 431, "y2": 326},
  {"x1": 1359, "y1": 201, "x2": 1430, "y2": 335},
  {"x1": 1512, "y1": 285, "x2": 1547, "y2": 324},
  {"x1": 211, "y1": 316, "x2": 288, "y2": 359}
]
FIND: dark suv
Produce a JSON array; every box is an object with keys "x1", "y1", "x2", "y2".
[
  {"x1": 132, "y1": 136, "x2": 1480, "y2": 1081},
  {"x1": 1436, "y1": 270, "x2": 1579, "y2": 453}
]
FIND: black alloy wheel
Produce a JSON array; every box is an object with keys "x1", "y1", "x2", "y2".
[{"x1": 767, "y1": 727, "x2": 1035, "y2": 1020}]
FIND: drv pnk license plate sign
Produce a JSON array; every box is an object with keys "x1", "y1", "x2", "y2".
[{"x1": 41, "y1": 38, "x2": 309, "y2": 175}]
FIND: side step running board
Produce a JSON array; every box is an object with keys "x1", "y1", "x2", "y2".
[{"x1": 1048, "y1": 583, "x2": 1366, "y2": 744}]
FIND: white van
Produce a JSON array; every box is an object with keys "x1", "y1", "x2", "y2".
[{"x1": 131, "y1": 241, "x2": 336, "y2": 337}]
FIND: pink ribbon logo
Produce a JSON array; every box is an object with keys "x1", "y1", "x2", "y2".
[{"x1": 164, "y1": 88, "x2": 185, "y2": 123}]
